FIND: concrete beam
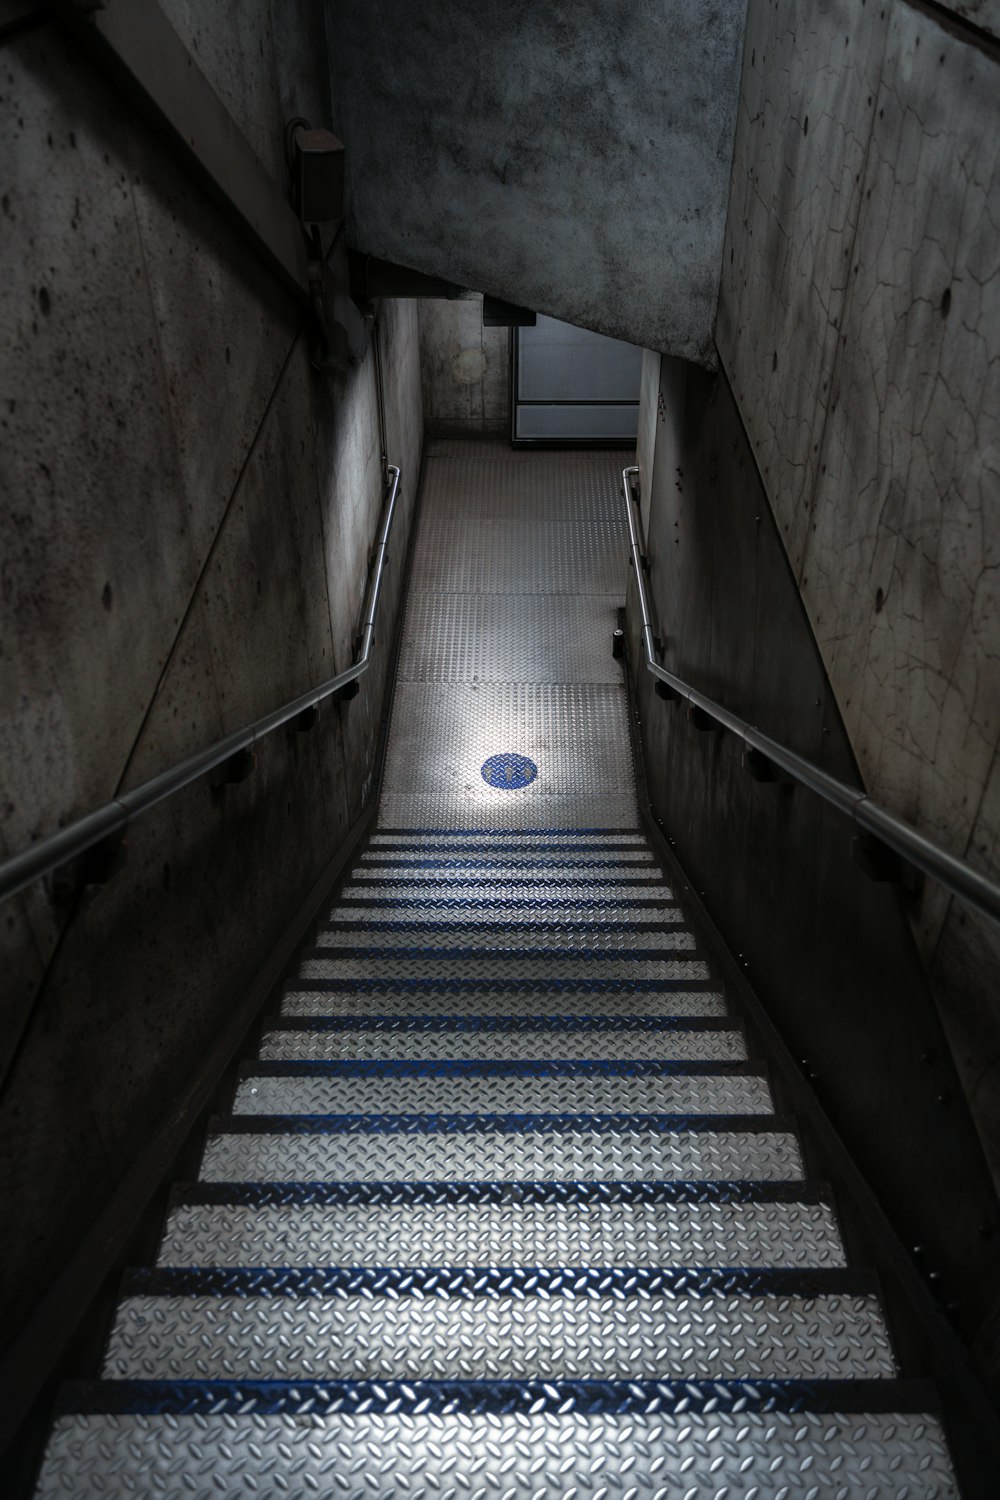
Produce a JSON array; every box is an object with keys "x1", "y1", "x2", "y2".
[{"x1": 324, "y1": 1, "x2": 747, "y2": 368}]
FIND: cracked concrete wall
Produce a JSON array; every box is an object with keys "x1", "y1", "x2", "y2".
[
  {"x1": 419, "y1": 295, "x2": 510, "y2": 435},
  {"x1": 0, "y1": 13, "x2": 422, "y2": 1352},
  {"x1": 630, "y1": 352, "x2": 1000, "y2": 1394},
  {"x1": 716, "y1": 1, "x2": 1000, "y2": 1186},
  {"x1": 324, "y1": 0, "x2": 748, "y2": 368}
]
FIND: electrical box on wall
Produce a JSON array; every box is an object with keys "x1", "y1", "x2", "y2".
[{"x1": 287, "y1": 121, "x2": 345, "y2": 224}]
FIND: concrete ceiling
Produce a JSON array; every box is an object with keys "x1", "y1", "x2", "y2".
[{"x1": 325, "y1": 1, "x2": 748, "y2": 368}]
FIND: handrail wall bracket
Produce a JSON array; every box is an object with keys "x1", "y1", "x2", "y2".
[
  {"x1": 620, "y1": 464, "x2": 1000, "y2": 930},
  {"x1": 0, "y1": 466, "x2": 402, "y2": 907}
]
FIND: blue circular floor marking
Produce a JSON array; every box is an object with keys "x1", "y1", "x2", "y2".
[{"x1": 481, "y1": 753, "x2": 538, "y2": 790}]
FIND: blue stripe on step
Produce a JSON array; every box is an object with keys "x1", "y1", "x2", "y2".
[
  {"x1": 57, "y1": 1376, "x2": 937, "y2": 1418},
  {"x1": 121, "y1": 1263, "x2": 879, "y2": 1301}
]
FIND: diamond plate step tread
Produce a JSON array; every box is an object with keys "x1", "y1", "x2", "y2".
[
  {"x1": 299, "y1": 957, "x2": 712, "y2": 982},
  {"x1": 198, "y1": 1116, "x2": 804, "y2": 1185},
  {"x1": 159, "y1": 1181, "x2": 846, "y2": 1271},
  {"x1": 339, "y1": 881, "x2": 673, "y2": 901},
  {"x1": 373, "y1": 827, "x2": 647, "y2": 840},
  {"x1": 260, "y1": 1022, "x2": 748, "y2": 1063},
  {"x1": 103, "y1": 1283, "x2": 897, "y2": 1382},
  {"x1": 317, "y1": 924, "x2": 695, "y2": 947},
  {"x1": 369, "y1": 831, "x2": 649, "y2": 846},
  {"x1": 232, "y1": 1070, "x2": 775, "y2": 1116},
  {"x1": 281, "y1": 989, "x2": 727, "y2": 1019},
  {"x1": 357, "y1": 854, "x2": 657, "y2": 870},
  {"x1": 378, "y1": 793, "x2": 642, "y2": 831},
  {"x1": 309, "y1": 937, "x2": 701, "y2": 958},
  {"x1": 328, "y1": 905, "x2": 687, "y2": 924},
  {"x1": 361, "y1": 844, "x2": 656, "y2": 859},
  {"x1": 34, "y1": 1405, "x2": 961, "y2": 1500}
]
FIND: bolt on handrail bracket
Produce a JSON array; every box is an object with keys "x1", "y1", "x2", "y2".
[
  {"x1": 0, "y1": 465, "x2": 402, "y2": 906},
  {"x1": 621, "y1": 464, "x2": 1000, "y2": 928}
]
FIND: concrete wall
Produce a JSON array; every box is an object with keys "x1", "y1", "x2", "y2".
[
  {"x1": 324, "y1": 0, "x2": 747, "y2": 368},
  {"x1": 0, "y1": 11, "x2": 422, "y2": 1352},
  {"x1": 419, "y1": 295, "x2": 510, "y2": 434},
  {"x1": 715, "y1": 0, "x2": 1000, "y2": 1192},
  {"x1": 629, "y1": 355, "x2": 1000, "y2": 1393}
]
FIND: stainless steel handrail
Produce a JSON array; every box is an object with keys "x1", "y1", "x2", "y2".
[
  {"x1": 0, "y1": 465, "x2": 402, "y2": 906},
  {"x1": 621, "y1": 464, "x2": 1000, "y2": 927}
]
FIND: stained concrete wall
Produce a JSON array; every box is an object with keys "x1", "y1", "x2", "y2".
[
  {"x1": 324, "y1": 0, "x2": 747, "y2": 369},
  {"x1": 419, "y1": 295, "x2": 510, "y2": 434},
  {"x1": 715, "y1": 0, "x2": 1000, "y2": 1192},
  {"x1": 629, "y1": 356, "x2": 1000, "y2": 1395},
  {"x1": 0, "y1": 12, "x2": 422, "y2": 1353}
]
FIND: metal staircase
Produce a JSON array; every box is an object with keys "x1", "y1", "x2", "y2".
[{"x1": 33, "y1": 442, "x2": 960, "y2": 1494}]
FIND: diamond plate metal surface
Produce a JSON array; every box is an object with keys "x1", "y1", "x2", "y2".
[
  {"x1": 379, "y1": 684, "x2": 637, "y2": 829},
  {"x1": 159, "y1": 1194, "x2": 846, "y2": 1270},
  {"x1": 328, "y1": 905, "x2": 687, "y2": 926},
  {"x1": 407, "y1": 516, "x2": 628, "y2": 595},
  {"x1": 198, "y1": 1123, "x2": 803, "y2": 1185},
  {"x1": 280, "y1": 988, "x2": 727, "y2": 1018},
  {"x1": 104, "y1": 1288, "x2": 895, "y2": 1382},
  {"x1": 415, "y1": 440, "x2": 627, "y2": 521},
  {"x1": 339, "y1": 879, "x2": 671, "y2": 902},
  {"x1": 233, "y1": 1072, "x2": 771, "y2": 1117},
  {"x1": 36, "y1": 1408, "x2": 957, "y2": 1498},
  {"x1": 314, "y1": 927, "x2": 696, "y2": 952},
  {"x1": 369, "y1": 831, "x2": 650, "y2": 847},
  {"x1": 358, "y1": 848, "x2": 658, "y2": 868},
  {"x1": 397, "y1": 594, "x2": 623, "y2": 684},
  {"x1": 300, "y1": 954, "x2": 710, "y2": 983},
  {"x1": 260, "y1": 1025, "x2": 748, "y2": 1063},
  {"x1": 32, "y1": 446, "x2": 961, "y2": 1498},
  {"x1": 379, "y1": 793, "x2": 643, "y2": 830}
]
